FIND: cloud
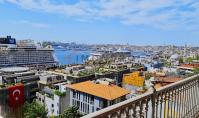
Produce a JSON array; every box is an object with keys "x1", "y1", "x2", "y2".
[
  {"x1": 2, "y1": 0, "x2": 199, "y2": 30},
  {"x1": 17, "y1": 20, "x2": 50, "y2": 28}
]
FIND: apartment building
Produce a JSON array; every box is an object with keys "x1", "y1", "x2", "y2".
[
  {"x1": 36, "y1": 82, "x2": 70, "y2": 117},
  {"x1": 66, "y1": 80, "x2": 130, "y2": 114}
]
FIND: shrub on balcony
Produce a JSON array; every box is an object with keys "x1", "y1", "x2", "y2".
[{"x1": 54, "y1": 90, "x2": 66, "y2": 97}]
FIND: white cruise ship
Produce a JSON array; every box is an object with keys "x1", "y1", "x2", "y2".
[{"x1": 0, "y1": 36, "x2": 57, "y2": 67}]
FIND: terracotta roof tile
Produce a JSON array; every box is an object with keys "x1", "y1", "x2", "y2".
[
  {"x1": 66, "y1": 81, "x2": 130, "y2": 100},
  {"x1": 180, "y1": 64, "x2": 199, "y2": 68},
  {"x1": 156, "y1": 77, "x2": 182, "y2": 83}
]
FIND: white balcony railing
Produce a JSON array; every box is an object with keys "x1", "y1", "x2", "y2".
[{"x1": 82, "y1": 74, "x2": 199, "y2": 118}]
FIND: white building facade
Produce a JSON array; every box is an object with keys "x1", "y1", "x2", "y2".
[{"x1": 36, "y1": 84, "x2": 70, "y2": 117}]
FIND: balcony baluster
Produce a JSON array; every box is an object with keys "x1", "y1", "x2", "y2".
[{"x1": 82, "y1": 75, "x2": 199, "y2": 118}]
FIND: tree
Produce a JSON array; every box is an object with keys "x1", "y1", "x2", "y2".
[
  {"x1": 60, "y1": 106, "x2": 83, "y2": 118},
  {"x1": 179, "y1": 58, "x2": 184, "y2": 64},
  {"x1": 193, "y1": 68, "x2": 199, "y2": 74},
  {"x1": 186, "y1": 57, "x2": 193, "y2": 63},
  {"x1": 23, "y1": 100, "x2": 48, "y2": 118},
  {"x1": 145, "y1": 72, "x2": 152, "y2": 80},
  {"x1": 195, "y1": 55, "x2": 199, "y2": 60}
]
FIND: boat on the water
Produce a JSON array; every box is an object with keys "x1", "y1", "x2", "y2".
[{"x1": 0, "y1": 36, "x2": 57, "y2": 68}]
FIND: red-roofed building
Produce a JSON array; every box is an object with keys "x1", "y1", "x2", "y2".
[
  {"x1": 177, "y1": 63, "x2": 199, "y2": 70},
  {"x1": 66, "y1": 80, "x2": 130, "y2": 114}
]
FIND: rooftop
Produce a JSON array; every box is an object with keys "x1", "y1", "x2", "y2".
[
  {"x1": 155, "y1": 76, "x2": 183, "y2": 83},
  {"x1": 0, "y1": 67, "x2": 29, "y2": 73},
  {"x1": 66, "y1": 81, "x2": 130, "y2": 100},
  {"x1": 180, "y1": 64, "x2": 199, "y2": 68}
]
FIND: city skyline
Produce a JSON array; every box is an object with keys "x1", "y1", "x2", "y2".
[
  {"x1": 0, "y1": 1, "x2": 199, "y2": 117},
  {"x1": 0, "y1": 0, "x2": 199, "y2": 46}
]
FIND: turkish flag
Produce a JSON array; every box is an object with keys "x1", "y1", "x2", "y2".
[{"x1": 8, "y1": 84, "x2": 25, "y2": 108}]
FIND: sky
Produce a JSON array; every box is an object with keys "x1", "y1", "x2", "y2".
[{"x1": 0, "y1": 0, "x2": 199, "y2": 46}]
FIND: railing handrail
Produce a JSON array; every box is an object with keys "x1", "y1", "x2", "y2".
[
  {"x1": 82, "y1": 74, "x2": 199, "y2": 118},
  {"x1": 82, "y1": 92, "x2": 153, "y2": 118}
]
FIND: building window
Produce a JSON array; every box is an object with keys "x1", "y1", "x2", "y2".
[
  {"x1": 87, "y1": 104, "x2": 89, "y2": 113},
  {"x1": 90, "y1": 96, "x2": 94, "y2": 104},
  {"x1": 73, "y1": 91, "x2": 76, "y2": 98},
  {"x1": 99, "y1": 101, "x2": 103, "y2": 108},
  {"x1": 77, "y1": 101, "x2": 80, "y2": 106},
  {"x1": 86, "y1": 94, "x2": 88, "y2": 102},
  {"x1": 83, "y1": 94, "x2": 86, "y2": 102},
  {"x1": 73, "y1": 100, "x2": 76, "y2": 106},
  {"x1": 83, "y1": 103, "x2": 85, "y2": 113},
  {"x1": 80, "y1": 102, "x2": 82, "y2": 111},
  {"x1": 77, "y1": 92, "x2": 79, "y2": 99},
  {"x1": 76, "y1": 91, "x2": 78, "y2": 99},
  {"x1": 52, "y1": 104, "x2": 54, "y2": 107},
  {"x1": 92, "y1": 106, "x2": 94, "y2": 112},
  {"x1": 84, "y1": 104, "x2": 87, "y2": 113}
]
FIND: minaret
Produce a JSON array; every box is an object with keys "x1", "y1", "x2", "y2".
[{"x1": 184, "y1": 43, "x2": 187, "y2": 57}]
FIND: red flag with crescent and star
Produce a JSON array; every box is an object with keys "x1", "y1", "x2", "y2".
[{"x1": 8, "y1": 84, "x2": 25, "y2": 108}]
